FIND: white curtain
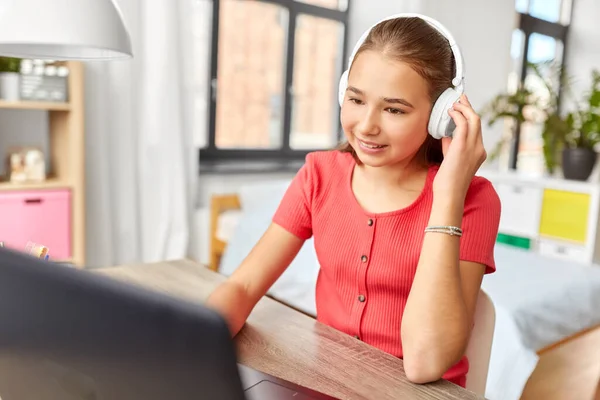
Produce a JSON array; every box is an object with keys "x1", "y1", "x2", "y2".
[{"x1": 84, "y1": 0, "x2": 200, "y2": 267}]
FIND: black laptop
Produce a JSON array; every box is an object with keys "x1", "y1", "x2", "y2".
[{"x1": 0, "y1": 248, "x2": 337, "y2": 400}]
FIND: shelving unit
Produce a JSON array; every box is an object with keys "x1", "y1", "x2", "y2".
[
  {"x1": 0, "y1": 61, "x2": 85, "y2": 267},
  {"x1": 0, "y1": 100, "x2": 70, "y2": 111},
  {"x1": 479, "y1": 168, "x2": 600, "y2": 265}
]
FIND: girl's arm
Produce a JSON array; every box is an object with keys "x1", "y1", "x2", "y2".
[
  {"x1": 401, "y1": 95, "x2": 497, "y2": 384},
  {"x1": 401, "y1": 197, "x2": 485, "y2": 383},
  {"x1": 205, "y1": 222, "x2": 304, "y2": 336}
]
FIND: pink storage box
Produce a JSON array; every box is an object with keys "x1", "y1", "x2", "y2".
[{"x1": 0, "y1": 189, "x2": 71, "y2": 260}]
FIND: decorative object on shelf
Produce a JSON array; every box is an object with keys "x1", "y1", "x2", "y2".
[
  {"x1": 0, "y1": 0, "x2": 132, "y2": 61},
  {"x1": 0, "y1": 56, "x2": 21, "y2": 100},
  {"x1": 483, "y1": 62, "x2": 600, "y2": 181},
  {"x1": 25, "y1": 241, "x2": 50, "y2": 260},
  {"x1": 19, "y1": 59, "x2": 69, "y2": 102},
  {"x1": 6, "y1": 147, "x2": 46, "y2": 183}
]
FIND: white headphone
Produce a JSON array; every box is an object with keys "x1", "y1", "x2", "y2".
[{"x1": 338, "y1": 13, "x2": 465, "y2": 140}]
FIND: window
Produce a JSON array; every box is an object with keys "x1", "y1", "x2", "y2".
[
  {"x1": 502, "y1": 0, "x2": 574, "y2": 173},
  {"x1": 200, "y1": 0, "x2": 350, "y2": 164}
]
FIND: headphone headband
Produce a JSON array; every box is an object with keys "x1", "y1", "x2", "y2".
[{"x1": 345, "y1": 13, "x2": 464, "y2": 92}]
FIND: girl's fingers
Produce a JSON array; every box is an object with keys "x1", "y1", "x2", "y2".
[
  {"x1": 451, "y1": 102, "x2": 482, "y2": 145},
  {"x1": 452, "y1": 102, "x2": 479, "y2": 124},
  {"x1": 460, "y1": 94, "x2": 472, "y2": 107},
  {"x1": 448, "y1": 107, "x2": 467, "y2": 141}
]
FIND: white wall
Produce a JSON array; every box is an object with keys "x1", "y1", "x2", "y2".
[
  {"x1": 422, "y1": 0, "x2": 515, "y2": 157},
  {"x1": 344, "y1": 0, "x2": 425, "y2": 49},
  {"x1": 564, "y1": 0, "x2": 600, "y2": 108},
  {"x1": 0, "y1": 110, "x2": 48, "y2": 176}
]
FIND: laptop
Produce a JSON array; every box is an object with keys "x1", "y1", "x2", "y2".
[{"x1": 0, "y1": 248, "x2": 337, "y2": 400}]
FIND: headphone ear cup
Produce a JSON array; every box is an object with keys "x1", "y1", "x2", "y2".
[
  {"x1": 428, "y1": 88, "x2": 461, "y2": 139},
  {"x1": 338, "y1": 70, "x2": 349, "y2": 107}
]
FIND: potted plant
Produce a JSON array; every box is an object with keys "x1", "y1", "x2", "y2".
[
  {"x1": 483, "y1": 62, "x2": 600, "y2": 181},
  {"x1": 0, "y1": 57, "x2": 22, "y2": 101},
  {"x1": 479, "y1": 77, "x2": 538, "y2": 162},
  {"x1": 553, "y1": 70, "x2": 600, "y2": 180}
]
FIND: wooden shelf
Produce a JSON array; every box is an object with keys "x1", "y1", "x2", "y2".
[
  {"x1": 0, "y1": 178, "x2": 72, "y2": 192},
  {"x1": 0, "y1": 62, "x2": 85, "y2": 267},
  {"x1": 0, "y1": 100, "x2": 70, "y2": 111}
]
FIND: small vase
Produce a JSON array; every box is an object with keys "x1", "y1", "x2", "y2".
[
  {"x1": 562, "y1": 147, "x2": 597, "y2": 181},
  {"x1": 0, "y1": 72, "x2": 20, "y2": 101}
]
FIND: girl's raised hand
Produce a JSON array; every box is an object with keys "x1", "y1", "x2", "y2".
[{"x1": 432, "y1": 94, "x2": 487, "y2": 203}]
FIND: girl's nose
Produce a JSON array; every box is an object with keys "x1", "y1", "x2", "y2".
[{"x1": 355, "y1": 112, "x2": 380, "y2": 137}]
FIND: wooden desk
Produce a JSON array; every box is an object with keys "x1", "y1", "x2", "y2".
[{"x1": 98, "y1": 259, "x2": 483, "y2": 400}]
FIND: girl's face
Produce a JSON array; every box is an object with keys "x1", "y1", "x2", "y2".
[{"x1": 340, "y1": 50, "x2": 432, "y2": 168}]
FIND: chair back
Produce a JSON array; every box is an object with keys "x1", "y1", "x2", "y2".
[{"x1": 464, "y1": 289, "x2": 495, "y2": 396}]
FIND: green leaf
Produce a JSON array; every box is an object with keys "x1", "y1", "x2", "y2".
[
  {"x1": 0, "y1": 57, "x2": 21, "y2": 73},
  {"x1": 589, "y1": 90, "x2": 600, "y2": 108}
]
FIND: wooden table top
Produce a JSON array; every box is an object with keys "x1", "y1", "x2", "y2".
[{"x1": 97, "y1": 259, "x2": 482, "y2": 400}]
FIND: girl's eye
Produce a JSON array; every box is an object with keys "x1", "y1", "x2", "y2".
[
  {"x1": 349, "y1": 98, "x2": 363, "y2": 105},
  {"x1": 386, "y1": 108, "x2": 405, "y2": 115}
]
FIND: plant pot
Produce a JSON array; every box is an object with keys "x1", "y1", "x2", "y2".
[
  {"x1": 562, "y1": 147, "x2": 597, "y2": 181},
  {"x1": 0, "y1": 72, "x2": 20, "y2": 101}
]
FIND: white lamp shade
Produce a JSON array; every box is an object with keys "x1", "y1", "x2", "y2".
[{"x1": 0, "y1": 0, "x2": 133, "y2": 60}]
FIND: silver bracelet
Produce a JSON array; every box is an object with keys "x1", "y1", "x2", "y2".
[{"x1": 424, "y1": 225, "x2": 463, "y2": 237}]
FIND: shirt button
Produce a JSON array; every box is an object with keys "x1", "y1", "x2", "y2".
[
  {"x1": 361, "y1": 255, "x2": 368, "y2": 263},
  {"x1": 367, "y1": 218, "x2": 373, "y2": 226},
  {"x1": 358, "y1": 294, "x2": 366, "y2": 302}
]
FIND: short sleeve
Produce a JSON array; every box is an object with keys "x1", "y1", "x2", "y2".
[
  {"x1": 272, "y1": 154, "x2": 315, "y2": 240},
  {"x1": 459, "y1": 178, "x2": 501, "y2": 274}
]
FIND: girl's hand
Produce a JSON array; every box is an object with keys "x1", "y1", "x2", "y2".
[{"x1": 432, "y1": 94, "x2": 487, "y2": 204}]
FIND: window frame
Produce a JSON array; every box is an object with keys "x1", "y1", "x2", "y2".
[
  {"x1": 507, "y1": 3, "x2": 574, "y2": 170},
  {"x1": 199, "y1": 0, "x2": 351, "y2": 164}
]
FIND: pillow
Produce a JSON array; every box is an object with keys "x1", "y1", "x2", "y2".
[
  {"x1": 220, "y1": 179, "x2": 320, "y2": 316},
  {"x1": 238, "y1": 179, "x2": 293, "y2": 211}
]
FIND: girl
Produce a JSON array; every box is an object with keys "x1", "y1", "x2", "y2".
[{"x1": 206, "y1": 14, "x2": 501, "y2": 388}]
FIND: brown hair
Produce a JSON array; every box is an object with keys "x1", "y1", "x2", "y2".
[{"x1": 337, "y1": 17, "x2": 456, "y2": 166}]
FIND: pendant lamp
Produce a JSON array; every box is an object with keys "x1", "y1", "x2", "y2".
[{"x1": 0, "y1": 0, "x2": 133, "y2": 60}]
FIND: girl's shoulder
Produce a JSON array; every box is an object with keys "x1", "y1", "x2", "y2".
[
  {"x1": 295, "y1": 150, "x2": 354, "y2": 205},
  {"x1": 303, "y1": 149, "x2": 354, "y2": 180},
  {"x1": 305, "y1": 149, "x2": 354, "y2": 168}
]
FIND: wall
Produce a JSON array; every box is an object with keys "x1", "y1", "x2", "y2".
[
  {"x1": 0, "y1": 110, "x2": 48, "y2": 176},
  {"x1": 421, "y1": 0, "x2": 515, "y2": 156},
  {"x1": 344, "y1": 0, "x2": 425, "y2": 48},
  {"x1": 564, "y1": 0, "x2": 600, "y2": 107}
]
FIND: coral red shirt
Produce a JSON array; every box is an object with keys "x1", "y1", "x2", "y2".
[{"x1": 272, "y1": 150, "x2": 501, "y2": 388}]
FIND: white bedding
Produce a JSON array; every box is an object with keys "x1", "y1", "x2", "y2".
[
  {"x1": 217, "y1": 180, "x2": 600, "y2": 400},
  {"x1": 481, "y1": 245, "x2": 600, "y2": 400},
  {"x1": 483, "y1": 245, "x2": 600, "y2": 351}
]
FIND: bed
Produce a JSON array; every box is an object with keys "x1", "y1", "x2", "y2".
[{"x1": 209, "y1": 180, "x2": 600, "y2": 400}]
